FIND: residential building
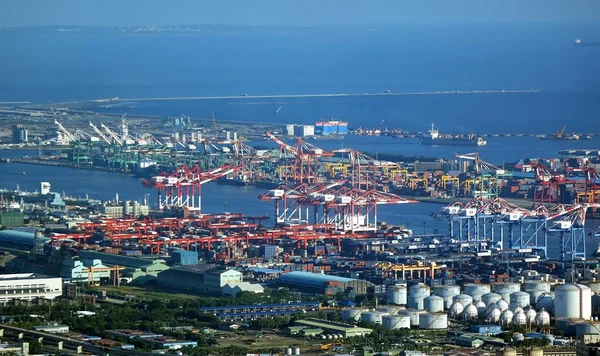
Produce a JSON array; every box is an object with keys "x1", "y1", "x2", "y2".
[{"x1": 0, "y1": 273, "x2": 62, "y2": 305}]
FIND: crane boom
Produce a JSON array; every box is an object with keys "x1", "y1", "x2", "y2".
[
  {"x1": 265, "y1": 131, "x2": 297, "y2": 156},
  {"x1": 100, "y1": 122, "x2": 123, "y2": 146},
  {"x1": 89, "y1": 122, "x2": 112, "y2": 144},
  {"x1": 54, "y1": 120, "x2": 76, "y2": 143},
  {"x1": 211, "y1": 110, "x2": 218, "y2": 141},
  {"x1": 558, "y1": 125, "x2": 566, "y2": 138}
]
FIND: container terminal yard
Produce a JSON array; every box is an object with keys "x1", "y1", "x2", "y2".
[{"x1": 1, "y1": 107, "x2": 600, "y2": 355}]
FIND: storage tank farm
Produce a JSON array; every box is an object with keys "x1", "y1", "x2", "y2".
[
  {"x1": 386, "y1": 284, "x2": 408, "y2": 305},
  {"x1": 423, "y1": 295, "x2": 444, "y2": 313},
  {"x1": 419, "y1": 312, "x2": 448, "y2": 329},
  {"x1": 399, "y1": 309, "x2": 426, "y2": 327},
  {"x1": 407, "y1": 284, "x2": 430, "y2": 310},
  {"x1": 341, "y1": 308, "x2": 363, "y2": 322},
  {"x1": 382, "y1": 315, "x2": 411, "y2": 330},
  {"x1": 433, "y1": 285, "x2": 461, "y2": 308},
  {"x1": 554, "y1": 283, "x2": 593, "y2": 334}
]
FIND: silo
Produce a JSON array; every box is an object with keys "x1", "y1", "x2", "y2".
[
  {"x1": 512, "y1": 312, "x2": 527, "y2": 326},
  {"x1": 399, "y1": 309, "x2": 426, "y2": 327},
  {"x1": 499, "y1": 310, "x2": 514, "y2": 326},
  {"x1": 408, "y1": 295, "x2": 426, "y2": 310},
  {"x1": 453, "y1": 294, "x2": 473, "y2": 307},
  {"x1": 536, "y1": 293, "x2": 555, "y2": 311},
  {"x1": 436, "y1": 286, "x2": 461, "y2": 309},
  {"x1": 424, "y1": 296, "x2": 444, "y2": 313},
  {"x1": 448, "y1": 301, "x2": 464, "y2": 318},
  {"x1": 475, "y1": 300, "x2": 487, "y2": 315},
  {"x1": 482, "y1": 292, "x2": 502, "y2": 306},
  {"x1": 464, "y1": 283, "x2": 491, "y2": 296},
  {"x1": 493, "y1": 282, "x2": 521, "y2": 294},
  {"x1": 535, "y1": 310, "x2": 551, "y2": 326},
  {"x1": 578, "y1": 284, "x2": 592, "y2": 320},
  {"x1": 496, "y1": 347, "x2": 517, "y2": 356},
  {"x1": 525, "y1": 308, "x2": 537, "y2": 324},
  {"x1": 341, "y1": 308, "x2": 362, "y2": 322},
  {"x1": 575, "y1": 321, "x2": 600, "y2": 337},
  {"x1": 555, "y1": 283, "x2": 592, "y2": 320},
  {"x1": 496, "y1": 288, "x2": 513, "y2": 303},
  {"x1": 487, "y1": 308, "x2": 502, "y2": 323},
  {"x1": 361, "y1": 311, "x2": 383, "y2": 324},
  {"x1": 382, "y1": 315, "x2": 411, "y2": 330},
  {"x1": 409, "y1": 283, "x2": 431, "y2": 298},
  {"x1": 418, "y1": 312, "x2": 448, "y2": 329},
  {"x1": 510, "y1": 291, "x2": 531, "y2": 308},
  {"x1": 285, "y1": 347, "x2": 293, "y2": 355},
  {"x1": 462, "y1": 304, "x2": 478, "y2": 320},
  {"x1": 495, "y1": 299, "x2": 509, "y2": 312},
  {"x1": 387, "y1": 284, "x2": 408, "y2": 305}
]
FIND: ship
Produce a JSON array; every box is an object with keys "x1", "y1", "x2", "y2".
[
  {"x1": 310, "y1": 135, "x2": 344, "y2": 141},
  {"x1": 217, "y1": 176, "x2": 249, "y2": 187},
  {"x1": 540, "y1": 125, "x2": 580, "y2": 140},
  {"x1": 253, "y1": 178, "x2": 288, "y2": 189},
  {"x1": 420, "y1": 123, "x2": 487, "y2": 146},
  {"x1": 315, "y1": 119, "x2": 349, "y2": 136}
]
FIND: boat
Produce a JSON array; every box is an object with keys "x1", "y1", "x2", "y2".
[
  {"x1": 310, "y1": 135, "x2": 344, "y2": 141},
  {"x1": 540, "y1": 125, "x2": 580, "y2": 140},
  {"x1": 420, "y1": 123, "x2": 487, "y2": 146},
  {"x1": 22, "y1": 172, "x2": 26, "y2": 175},
  {"x1": 217, "y1": 177, "x2": 249, "y2": 187},
  {"x1": 315, "y1": 119, "x2": 349, "y2": 136},
  {"x1": 254, "y1": 179, "x2": 285, "y2": 189}
]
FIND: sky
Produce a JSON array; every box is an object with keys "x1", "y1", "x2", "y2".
[{"x1": 0, "y1": 0, "x2": 598, "y2": 27}]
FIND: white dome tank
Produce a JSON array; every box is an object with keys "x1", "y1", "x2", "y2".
[
  {"x1": 341, "y1": 308, "x2": 363, "y2": 322},
  {"x1": 453, "y1": 294, "x2": 473, "y2": 307},
  {"x1": 536, "y1": 293, "x2": 555, "y2": 311},
  {"x1": 424, "y1": 295, "x2": 444, "y2": 313},
  {"x1": 555, "y1": 283, "x2": 592, "y2": 320},
  {"x1": 387, "y1": 284, "x2": 408, "y2": 305},
  {"x1": 482, "y1": 292, "x2": 502, "y2": 306},
  {"x1": 495, "y1": 299, "x2": 509, "y2": 312},
  {"x1": 525, "y1": 308, "x2": 537, "y2": 324},
  {"x1": 407, "y1": 295, "x2": 426, "y2": 310},
  {"x1": 462, "y1": 304, "x2": 478, "y2": 320},
  {"x1": 361, "y1": 311, "x2": 383, "y2": 324},
  {"x1": 399, "y1": 309, "x2": 426, "y2": 326},
  {"x1": 475, "y1": 300, "x2": 487, "y2": 315},
  {"x1": 382, "y1": 315, "x2": 411, "y2": 330},
  {"x1": 418, "y1": 312, "x2": 448, "y2": 329},
  {"x1": 409, "y1": 284, "x2": 431, "y2": 298},
  {"x1": 510, "y1": 291, "x2": 531, "y2": 308},
  {"x1": 496, "y1": 288, "x2": 513, "y2": 302},
  {"x1": 464, "y1": 283, "x2": 491, "y2": 295},
  {"x1": 512, "y1": 312, "x2": 527, "y2": 326},
  {"x1": 511, "y1": 306, "x2": 524, "y2": 315},
  {"x1": 535, "y1": 309, "x2": 550, "y2": 326},
  {"x1": 448, "y1": 301, "x2": 464, "y2": 318},
  {"x1": 529, "y1": 290, "x2": 546, "y2": 306},
  {"x1": 493, "y1": 282, "x2": 521, "y2": 294},
  {"x1": 500, "y1": 310, "x2": 514, "y2": 325},
  {"x1": 486, "y1": 308, "x2": 502, "y2": 323}
]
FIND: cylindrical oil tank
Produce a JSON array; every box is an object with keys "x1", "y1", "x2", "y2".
[
  {"x1": 536, "y1": 293, "x2": 555, "y2": 311},
  {"x1": 493, "y1": 282, "x2": 521, "y2": 294},
  {"x1": 482, "y1": 292, "x2": 502, "y2": 306},
  {"x1": 525, "y1": 308, "x2": 537, "y2": 324},
  {"x1": 487, "y1": 308, "x2": 502, "y2": 323},
  {"x1": 407, "y1": 295, "x2": 426, "y2": 310},
  {"x1": 510, "y1": 291, "x2": 531, "y2": 308},
  {"x1": 387, "y1": 284, "x2": 408, "y2": 305},
  {"x1": 424, "y1": 296, "x2": 444, "y2": 313},
  {"x1": 576, "y1": 321, "x2": 600, "y2": 336},
  {"x1": 464, "y1": 283, "x2": 491, "y2": 296},
  {"x1": 341, "y1": 308, "x2": 363, "y2": 322},
  {"x1": 453, "y1": 294, "x2": 473, "y2": 307},
  {"x1": 523, "y1": 281, "x2": 551, "y2": 293},
  {"x1": 382, "y1": 315, "x2": 411, "y2": 330},
  {"x1": 399, "y1": 309, "x2": 426, "y2": 327},
  {"x1": 409, "y1": 284, "x2": 431, "y2": 298},
  {"x1": 470, "y1": 292, "x2": 484, "y2": 303},
  {"x1": 418, "y1": 312, "x2": 448, "y2": 329},
  {"x1": 462, "y1": 304, "x2": 478, "y2": 320},
  {"x1": 361, "y1": 311, "x2": 383, "y2": 324},
  {"x1": 475, "y1": 301, "x2": 487, "y2": 315},
  {"x1": 512, "y1": 312, "x2": 527, "y2": 326},
  {"x1": 535, "y1": 310, "x2": 551, "y2": 326},
  {"x1": 434, "y1": 284, "x2": 461, "y2": 297},
  {"x1": 377, "y1": 306, "x2": 399, "y2": 315},
  {"x1": 285, "y1": 347, "x2": 293, "y2": 355},
  {"x1": 555, "y1": 283, "x2": 592, "y2": 320},
  {"x1": 448, "y1": 301, "x2": 464, "y2": 318},
  {"x1": 528, "y1": 348, "x2": 544, "y2": 356},
  {"x1": 582, "y1": 281, "x2": 600, "y2": 295},
  {"x1": 495, "y1": 299, "x2": 509, "y2": 312},
  {"x1": 499, "y1": 310, "x2": 514, "y2": 325},
  {"x1": 496, "y1": 288, "x2": 513, "y2": 302},
  {"x1": 529, "y1": 290, "x2": 546, "y2": 306},
  {"x1": 496, "y1": 347, "x2": 517, "y2": 356}
]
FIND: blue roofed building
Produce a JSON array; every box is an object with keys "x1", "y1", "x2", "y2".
[
  {"x1": 198, "y1": 301, "x2": 320, "y2": 321},
  {"x1": 275, "y1": 271, "x2": 374, "y2": 295},
  {"x1": 471, "y1": 325, "x2": 502, "y2": 335}
]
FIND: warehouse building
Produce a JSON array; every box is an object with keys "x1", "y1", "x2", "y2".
[
  {"x1": 77, "y1": 251, "x2": 169, "y2": 284},
  {"x1": 198, "y1": 302, "x2": 320, "y2": 321},
  {"x1": 0, "y1": 230, "x2": 50, "y2": 250},
  {"x1": 0, "y1": 273, "x2": 62, "y2": 306},
  {"x1": 204, "y1": 268, "x2": 243, "y2": 293},
  {"x1": 276, "y1": 271, "x2": 375, "y2": 295},
  {"x1": 294, "y1": 318, "x2": 372, "y2": 338},
  {"x1": 222, "y1": 282, "x2": 264, "y2": 297},
  {"x1": 0, "y1": 211, "x2": 25, "y2": 228}
]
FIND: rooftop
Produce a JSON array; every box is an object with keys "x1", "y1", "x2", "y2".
[
  {"x1": 296, "y1": 318, "x2": 372, "y2": 333},
  {"x1": 0, "y1": 273, "x2": 59, "y2": 281},
  {"x1": 277, "y1": 271, "x2": 356, "y2": 288}
]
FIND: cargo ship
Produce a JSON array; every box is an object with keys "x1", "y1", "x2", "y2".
[
  {"x1": 315, "y1": 119, "x2": 349, "y2": 136},
  {"x1": 420, "y1": 123, "x2": 487, "y2": 146},
  {"x1": 217, "y1": 176, "x2": 249, "y2": 186}
]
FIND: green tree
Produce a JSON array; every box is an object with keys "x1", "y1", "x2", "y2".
[{"x1": 28, "y1": 340, "x2": 43, "y2": 354}]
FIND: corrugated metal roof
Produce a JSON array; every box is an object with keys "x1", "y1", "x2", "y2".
[
  {"x1": 276, "y1": 271, "x2": 355, "y2": 288},
  {"x1": 0, "y1": 230, "x2": 50, "y2": 245}
]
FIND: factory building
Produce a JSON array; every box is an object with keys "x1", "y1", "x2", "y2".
[
  {"x1": 222, "y1": 282, "x2": 264, "y2": 297},
  {"x1": 276, "y1": 271, "x2": 375, "y2": 295},
  {"x1": 294, "y1": 318, "x2": 372, "y2": 338},
  {"x1": 77, "y1": 250, "x2": 169, "y2": 284},
  {"x1": 198, "y1": 302, "x2": 320, "y2": 321},
  {"x1": 282, "y1": 124, "x2": 316, "y2": 137},
  {"x1": 11, "y1": 124, "x2": 28, "y2": 143},
  {"x1": 0, "y1": 211, "x2": 25, "y2": 228},
  {"x1": 60, "y1": 259, "x2": 111, "y2": 283},
  {"x1": 33, "y1": 324, "x2": 69, "y2": 334},
  {"x1": 0, "y1": 230, "x2": 50, "y2": 250},
  {"x1": 100, "y1": 201, "x2": 150, "y2": 218},
  {"x1": 156, "y1": 268, "x2": 205, "y2": 294},
  {"x1": 0, "y1": 273, "x2": 62, "y2": 306},
  {"x1": 204, "y1": 268, "x2": 243, "y2": 293},
  {"x1": 156, "y1": 267, "x2": 258, "y2": 295}
]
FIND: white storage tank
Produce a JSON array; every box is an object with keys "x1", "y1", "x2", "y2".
[
  {"x1": 511, "y1": 305, "x2": 524, "y2": 315},
  {"x1": 470, "y1": 292, "x2": 484, "y2": 303},
  {"x1": 293, "y1": 347, "x2": 300, "y2": 356},
  {"x1": 464, "y1": 283, "x2": 491, "y2": 296},
  {"x1": 495, "y1": 299, "x2": 509, "y2": 312},
  {"x1": 377, "y1": 306, "x2": 399, "y2": 315},
  {"x1": 482, "y1": 292, "x2": 502, "y2": 306},
  {"x1": 486, "y1": 307, "x2": 502, "y2": 323},
  {"x1": 448, "y1": 301, "x2": 464, "y2": 318},
  {"x1": 500, "y1": 310, "x2": 514, "y2": 326},
  {"x1": 582, "y1": 281, "x2": 600, "y2": 295},
  {"x1": 424, "y1": 296, "x2": 444, "y2": 313},
  {"x1": 493, "y1": 282, "x2": 521, "y2": 294},
  {"x1": 341, "y1": 308, "x2": 363, "y2": 322},
  {"x1": 496, "y1": 288, "x2": 513, "y2": 302},
  {"x1": 575, "y1": 321, "x2": 600, "y2": 336},
  {"x1": 555, "y1": 283, "x2": 592, "y2": 320},
  {"x1": 523, "y1": 281, "x2": 551, "y2": 293},
  {"x1": 361, "y1": 311, "x2": 384, "y2": 324},
  {"x1": 536, "y1": 293, "x2": 555, "y2": 311},
  {"x1": 462, "y1": 304, "x2": 478, "y2": 320},
  {"x1": 382, "y1": 315, "x2": 411, "y2": 330},
  {"x1": 387, "y1": 284, "x2": 408, "y2": 305},
  {"x1": 510, "y1": 291, "x2": 531, "y2": 308},
  {"x1": 409, "y1": 284, "x2": 431, "y2": 298},
  {"x1": 525, "y1": 308, "x2": 537, "y2": 324},
  {"x1": 399, "y1": 309, "x2": 426, "y2": 327},
  {"x1": 512, "y1": 312, "x2": 527, "y2": 326},
  {"x1": 407, "y1": 295, "x2": 426, "y2": 310},
  {"x1": 453, "y1": 294, "x2": 473, "y2": 307},
  {"x1": 535, "y1": 309, "x2": 551, "y2": 326},
  {"x1": 419, "y1": 312, "x2": 448, "y2": 329},
  {"x1": 475, "y1": 300, "x2": 487, "y2": 315},
  {"x1": 436, "y1": 287, "x2": 461, "y2": 309}
]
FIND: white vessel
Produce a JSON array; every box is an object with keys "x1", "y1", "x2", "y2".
[{"x1": 421, "y1": 123, "x2": 487, "y2": 146}]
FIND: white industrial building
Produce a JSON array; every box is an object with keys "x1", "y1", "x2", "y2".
[
  {"x1": 204, "y1": 268, "x2": 243, "y2": 293},
  {"x1": 283, "y1": 124, "x2": 316, "y2": 137},
  {"x1": 33, "y1": 323, "x2": 70, "y2": 333},
  {"x1": 222, "y1": 282, "x2": 264, "y2": 297},
  {"x1": 0, "y1": 273, "x2": 63, "y2": 305}
]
